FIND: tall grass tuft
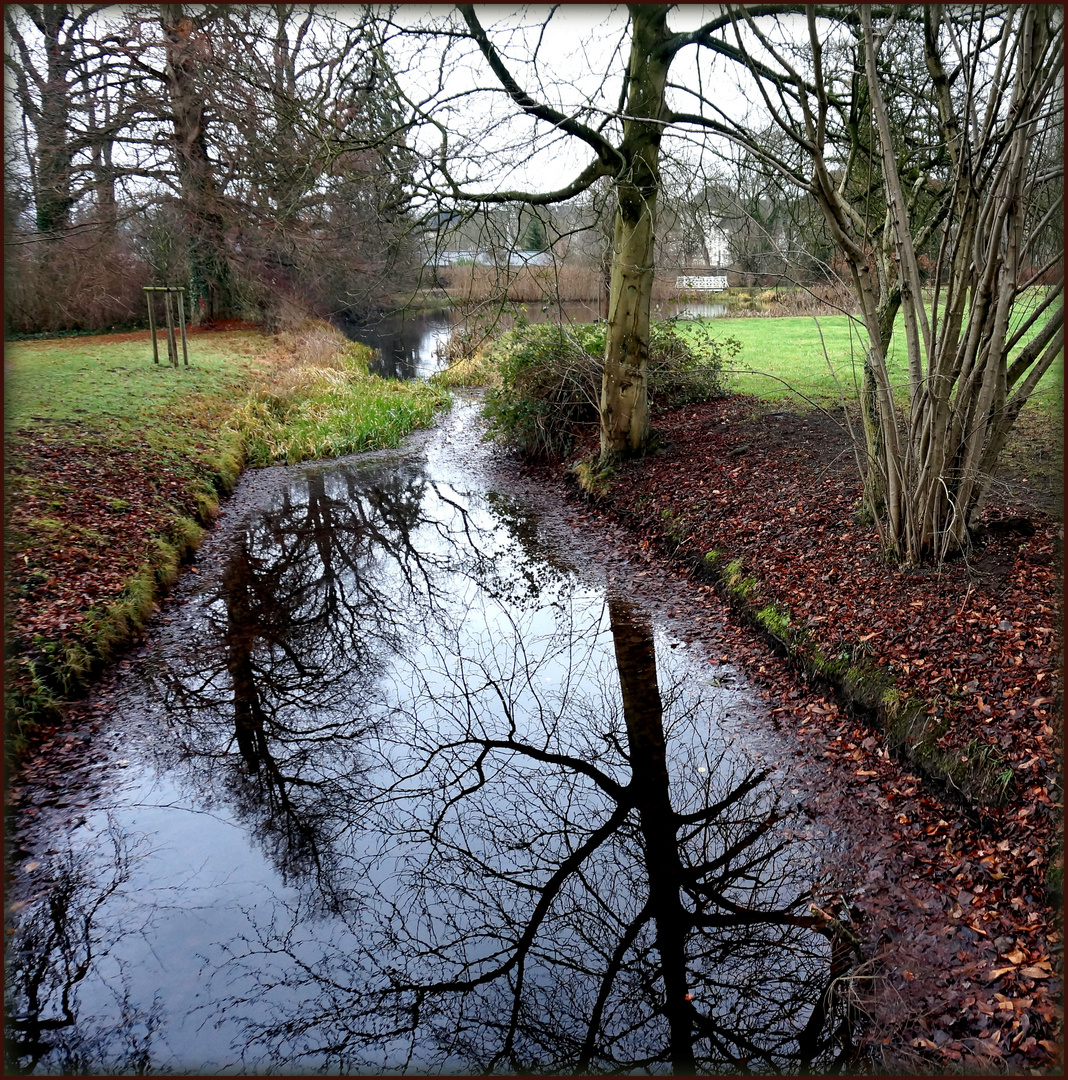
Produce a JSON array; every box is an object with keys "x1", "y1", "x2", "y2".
[{"x1": 229, "y1": 320, "x2": 449, "y2": 465}]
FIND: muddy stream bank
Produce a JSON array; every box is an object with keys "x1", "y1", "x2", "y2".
[{"x1": 6, "y1": 397, "x2": 869, "y2": 1075}]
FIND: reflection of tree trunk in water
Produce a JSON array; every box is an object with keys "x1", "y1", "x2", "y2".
[
  {"x1": 222, "y1": 556, "x2": 270, "y2": 774},
  {"x1": 608, "y1": 595, "x2": 695, "y2": 1075},
  {"x1": 305, "y1": 471, "x2": 341, "y2": 598},
  {"x1": 797, "y1": 907, "x2": 858, "y2": 1071}
]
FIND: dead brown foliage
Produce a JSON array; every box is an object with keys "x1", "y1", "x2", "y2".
[{"x1": 5, "y1": 234, "x2": 151, "y2": 335}]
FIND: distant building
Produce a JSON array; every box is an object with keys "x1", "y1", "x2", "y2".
[
  {"x1": 506, "y1": 251, "x2": 553, "y2": 267},
  {"x1": 675, "y1": 274, "x2": 728, "y2": 291},
  {"x1": 431, "y1": 249, "x2": 490, "y2": 266}
]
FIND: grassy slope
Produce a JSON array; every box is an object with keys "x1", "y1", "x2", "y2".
[
  {"x1": 6, "y1": 332, "x2": 266, "y2": 523},
  {"x1": 684, "y1": 311, "x2": 1063, "y2": 415},
  {"x1": 4, "y1": 325, "x2": 448, "y2": 754},
  {"x1": 682, "y1": 311, "x2": 1062, "y2": 513}
]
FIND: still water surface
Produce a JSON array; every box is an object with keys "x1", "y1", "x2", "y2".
[
  {"x1": 7, "y1": 399, "x2": 853, "y2": 1074},
  {"x1": 341, "y1": 300, "x2": 728, "y2": 381}
]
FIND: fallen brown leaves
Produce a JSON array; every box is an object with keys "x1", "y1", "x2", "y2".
[
  {"x1": 602, "y1": 397, "x2": 1060, "y2": 782},
  {"x1": 522, "y1": 395, "x2": 1063, "y2": 1074},
  {"x1": 5, "y1": 422, "x2": 212, "y2": 701}
]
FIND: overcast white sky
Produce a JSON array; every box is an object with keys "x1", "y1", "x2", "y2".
[{"x1": 378, "y1": 4, "x2": 759, "y2": 200}]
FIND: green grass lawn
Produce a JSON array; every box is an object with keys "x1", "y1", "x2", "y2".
[
  {"x1": 682, "y1": 310, "x2": 1063, "y2": 418},
  {"x1": 6, "y1": 331, "x2": 268, "y2": 532},
  {"x1": 692, "y1": 315, "x2": 876, "y2": 407},
  {"x1": 6, "y1": 332, "x2": 266, "y2": 430}
]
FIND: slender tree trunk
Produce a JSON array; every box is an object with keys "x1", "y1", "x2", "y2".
[
  {"x1": 859, "y1": 286, "x2": 901, "y2": 522},
  {"x1": 599, "y1": 6, "x2": 672, "y2": 461},
  {"x1": 88, "y1": 94, "x2": 118, "y2": 240}
]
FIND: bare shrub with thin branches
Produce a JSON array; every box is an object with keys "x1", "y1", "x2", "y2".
[{"x1": 5, "y1": 235, "x2": 151, "y2": 336}]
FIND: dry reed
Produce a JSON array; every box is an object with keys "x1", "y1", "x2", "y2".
[
  {"x1": 438, "y1": 264, "x2": 858, "y2": 317},
  {"x1": 441, "y1": 264, "x2": 693, "y2": 304}
]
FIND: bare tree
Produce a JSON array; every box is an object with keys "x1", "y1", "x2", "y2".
[
  {"x1": 154, "y1": 4, "x2": 235, "y2": 320},
  {"x1": 5, "y1": 4, "x2": 420, "y2": 331},
  {"x1": 376, "y1": 5, "x2": 832, "y2": 459},
  {"x1": 378, "y1": 4, "x2": 1061, "y2": 561},
  {"x1": 378, "y1": 5, "x2": 686, "y2": 459},
  {"x1": 681, "y1": 4, "x2": 1064, "y2": 561},
  {"x1": 3, "y1": 4, "x2": 106, "y2": 235}
]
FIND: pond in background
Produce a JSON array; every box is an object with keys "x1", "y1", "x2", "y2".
[
  {"x1": 666, "y1": 301, "x2": 731, "y2": 319},
  {"x1": 340, "y1": 300, "x2": 606, "y2": 381},
  {"x1": 340, "y1": 299, "x2": 729, "y2": 382},
  {"x1": 339, "y1": 309, "x2": 455, "y2": 380}
]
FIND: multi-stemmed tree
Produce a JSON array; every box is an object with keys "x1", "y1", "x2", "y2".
[{"x1": 698, "y1": 5, "x2": 1064, "y2": 561}]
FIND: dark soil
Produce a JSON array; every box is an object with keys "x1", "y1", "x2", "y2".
[{"x1": 502, "y1": 396, "x2": 1063, "y2": 1075}]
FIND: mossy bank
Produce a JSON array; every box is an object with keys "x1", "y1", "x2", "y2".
[
  {"x1": 5, "y1": 320, "x2": 448, "y2": 761},
  {"x1": 586, "y1": 495, "x2": 1039, "y2": 828}
]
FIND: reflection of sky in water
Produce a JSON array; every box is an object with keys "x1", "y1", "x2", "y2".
[
  {"x1": 416, "y1": 323, "x2": 453, "y2": 376},
  {"x1": 347, "y1": 312, "x2": 453, "y2": 380},
  {"x1": 7, "y1": 402, "x2": 847, "y2": 1075},
  {"x1": 668, "y1": 301, "x2": 731, "y2": 319},
  {"x1": 352, "y1": 303, "x2": 611, "y2": 381}
]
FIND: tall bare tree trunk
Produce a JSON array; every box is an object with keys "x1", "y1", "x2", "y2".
[
  {"x1": 25, "y1": 5, "x2": 76, "y2": 235},
  {"x1": 599, "y1": 6, "x2": 672, "y2": 461},
  {"x1": 859, "y1": 287, "x2": 901, "y2": 522},
  {"x1": 87, "y1": 92, "x2": 118, "y2": 240},
  {"x1": 160, "y1": 4, "x2": 234, "y2": 322}
]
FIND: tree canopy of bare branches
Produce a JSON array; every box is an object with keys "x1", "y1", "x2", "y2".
[{"x1": 4, "y1": 4, "x2": 417, "y2": 330}]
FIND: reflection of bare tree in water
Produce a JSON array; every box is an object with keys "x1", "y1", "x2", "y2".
[
  {"x1": 148, "y1": 460, "x2": 447, "y2": 897},
  {"x1": 609, "y1": 596, "x2": 861, "y2": 1073},
  {"x1": 8, "y1": 429, "x2": 863, "y2": 1074},
  {"x1": 4, "y1": 826, "x2": 163, "y2": 1076},
  {"x1": 148, "y1": 457, "x2": 540, "y2": 903},
  {"x1": 76, "y1": 445, "x2": 863, "y2": 1074},
  {"x1": 203, "y1": 588, "x2": 859, "y2": 1073}
]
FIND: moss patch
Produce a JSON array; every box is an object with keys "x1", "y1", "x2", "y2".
[
  {"x1": 5, "y1": 321, "x2": 450, "y2": 763},
  {"x1": 571, "y1": 456, "x2": 615, "y2": 497},
  {"x1": 635, "y1": 518, "x2": 1020, "y2": 815}
]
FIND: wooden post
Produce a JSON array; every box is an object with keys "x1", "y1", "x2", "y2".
[
  {"x1": 144, "y1": 286, "x2": 190, "y2": 366},
  {"x1": 164, "y1": 288, "x2": 178, "y2": 367},
  {"x1": 145, "y1": 288, "x2": 160, "y2": 364},
  {"x1": 176, "y1": 287, "x2": 189, "y2": 366}
]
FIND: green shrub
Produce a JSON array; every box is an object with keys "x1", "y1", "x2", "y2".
[
  {"x1": 482, "y1": 320, "x2": 739, "y2": 459},
  {"x1": 482, "y1": 322, "x2": 598, "y2": 458},
  {"x1": 647, "y1": 322, "x2": 740, "y2": 408}
]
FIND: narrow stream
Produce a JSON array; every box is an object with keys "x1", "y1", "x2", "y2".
[
  {"x1": 340, "y1": 310, "x2": 455, "y2": 380},
  {"x1": 6, "y1": 398, "x2": 856, "y2": 1075}
]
